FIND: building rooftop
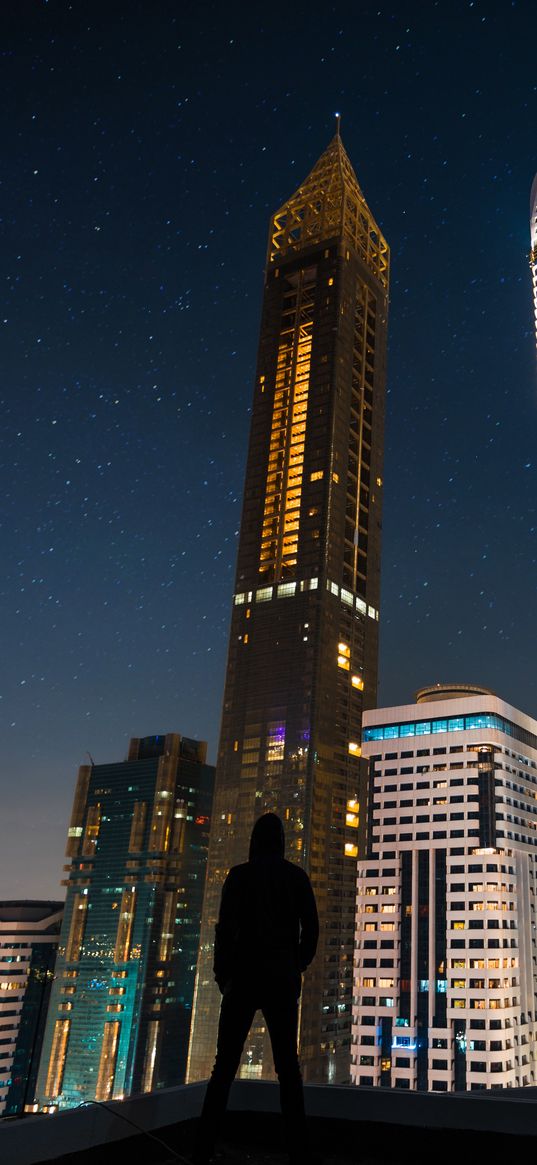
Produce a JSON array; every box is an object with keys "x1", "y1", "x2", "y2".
[
  {"x1": 414, "y1": 682, "x2": 496, "y2": 703},
  {"x1": 0, "y1": 900, "x2": 64, "y2": 923},
  {"x1": 5, "y1": 1081, "x2": 537, "y2": 1165}
]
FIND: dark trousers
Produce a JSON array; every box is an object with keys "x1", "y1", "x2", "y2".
[{"x1": 196, "y1": 976, "x2": 306, "y2": 1157}]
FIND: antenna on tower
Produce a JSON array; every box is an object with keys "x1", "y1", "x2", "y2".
[
  {"x1": 86, "y1": 751, "x2": 95, "y2": 767},
  {"x1": 335, "y1": 111, "x2": 342, "y2": 137}
]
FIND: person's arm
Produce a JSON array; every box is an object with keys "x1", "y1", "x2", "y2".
[
  {"x1": 298, "y1": 873, "x2": 319, "y2": 971},
  {"x1": 213, "y1": 868, "x2": 239, "y2": 991}
]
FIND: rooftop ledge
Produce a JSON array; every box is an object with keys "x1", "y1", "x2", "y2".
[{"x1": 4, "y1": 1081, "x2": 537, "y2": 1165}]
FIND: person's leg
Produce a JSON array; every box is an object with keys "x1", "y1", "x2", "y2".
[
  {"x1": 193, "y1": 986, "x2": 256, "y2": 1162},
  {"x1": 262, "y1": 978, "x2": 308, "y2": 1161}
]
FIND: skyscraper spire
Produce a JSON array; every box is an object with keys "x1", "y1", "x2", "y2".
[{"x1": 268, "y1": 132, "x2": 388, "y2": 289}]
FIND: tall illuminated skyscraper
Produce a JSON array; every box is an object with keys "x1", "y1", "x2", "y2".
[
  {"x1": 35, "y1": 734, "x2": 213, "y2": 1109},
  {"x1": 530, "y1": 175, "x2": 537, "y2": 346},
  {"x1": 188, "y1": 127, "x2": 389, "y2": 1085}
]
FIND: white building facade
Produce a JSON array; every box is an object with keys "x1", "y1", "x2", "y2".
[
  {"x1": 0, "y1": 901, "x2": 63, "y2": 1115},
  {"x1": 352, "y1": 685, "x2": 537, "y2": 1092}
]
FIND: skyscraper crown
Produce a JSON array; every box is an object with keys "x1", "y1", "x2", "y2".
[{"x1": 268, "y1": 130, "x2": 389, "y2": 287}]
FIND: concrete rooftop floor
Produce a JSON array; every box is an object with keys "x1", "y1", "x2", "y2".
[{"x1": 6, "y1": 1081, "x2": 537, "y2": 1165}]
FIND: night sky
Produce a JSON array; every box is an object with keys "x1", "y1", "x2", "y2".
[{"x1": 2, "y1": 0, "x2": 536, "y2": 898}]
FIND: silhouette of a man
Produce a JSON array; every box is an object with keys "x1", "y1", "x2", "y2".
[{"x1": 192, "y1": 812, "x2": 319, "y2": 1165}]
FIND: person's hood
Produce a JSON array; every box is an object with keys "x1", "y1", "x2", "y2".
[{"x1": 248, "y1": 812, "x2": 285, "y2": 860}]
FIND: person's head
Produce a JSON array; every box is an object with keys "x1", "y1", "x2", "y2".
[{"x1": 249, "y1": 812, "x2": 285, "y2": 860}]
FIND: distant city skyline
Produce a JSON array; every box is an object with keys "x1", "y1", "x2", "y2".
[{"x1": 2, "y1": 1, "x2": 537, "y2": 900}]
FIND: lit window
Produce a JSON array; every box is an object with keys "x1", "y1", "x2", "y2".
[
  {"x1": 338, "y1": 655, "x2": 350, "y2": 671},
  {"x1": 310, "y1": 470, "x2": 324, "y2": 481},
  {"x1": 266, "y1": 722, "x2": 285, "y2": 763},
  {"x1": 338, "y1": 642, "x2": 350, "y2": 657},
  {"x1": 352, "y1": 675, "x2": 364, "y2": 690},
  {"x1": 256, "y1": 586, "x2": 273, "y2": 602},
  {"x1": 44, "y1": 1020, "x2": 70, "y2": 1098},
  {"x1": 346, "y1": 812, "x2": 359, "y2": 828},
  {"x1": 332, "y1": 472, "x2": 339, "y2": 483},
  {"x1": 345, "y1": 842, "x2": 358, "y2": 858},
  {"x1": 95, "y1": 1022, "x2": 120, "y2": 1101},
  {"x1": 348, "y1": 742, "x2": 361, "y2": 756}
]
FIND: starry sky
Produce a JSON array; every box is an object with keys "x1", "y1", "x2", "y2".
[{"x1": 2, "y1": 0, "x2": 536, "y2": 898}]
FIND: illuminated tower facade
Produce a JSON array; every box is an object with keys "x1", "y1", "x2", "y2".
[
  {"x1": 35, "y1": 734, "x2": 213, "y2": 1109},
  {"x1": 353, "y1": 686, "x2": 537, "y2": 1091},
  {"x1": 530, "y1": 175, "x2": 537, "y2": 346},
  {"x1": 188, "y1": 129, "x2": 389, "y2": 1085}
]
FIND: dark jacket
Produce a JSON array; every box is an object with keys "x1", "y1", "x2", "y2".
[{"x1": 213, "y1": 813, "x2": 319, "y2": 992}]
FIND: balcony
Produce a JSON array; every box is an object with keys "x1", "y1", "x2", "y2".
[{"x1": 5, "y1": 1080, "x2": 537, "y2": 1164}]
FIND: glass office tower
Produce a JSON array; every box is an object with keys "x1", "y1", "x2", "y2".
[
  {"x1": 188, "y1": 129, "x2": 389, "y2": 1084},
  {"x1": 35, "y1": 734, "x2": 214, "y2": 1109}
]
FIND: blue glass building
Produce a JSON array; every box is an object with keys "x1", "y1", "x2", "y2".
[{"x1": 35, "y1": 734, "x2": 214, "y2": 1108}]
